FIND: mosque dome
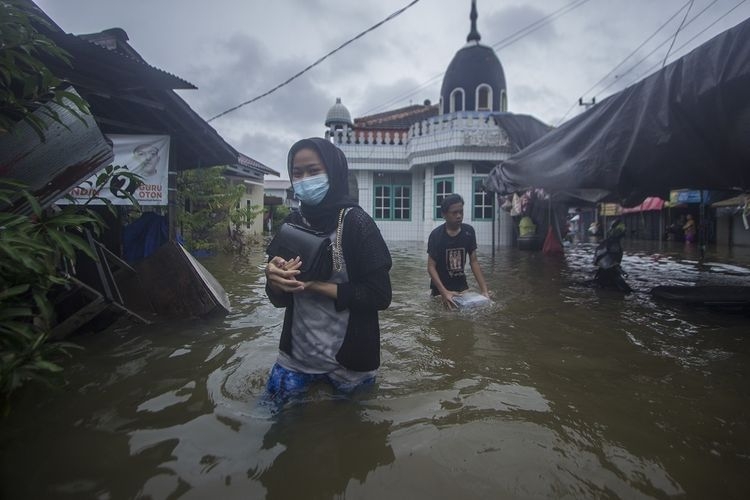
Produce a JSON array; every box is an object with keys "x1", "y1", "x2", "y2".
[
  {"x1": 325, "y1": 97, "x2": 353, "y2": 128},
  {"x1": 440, "y1": 1, "x2": 507, "y2": 114}
]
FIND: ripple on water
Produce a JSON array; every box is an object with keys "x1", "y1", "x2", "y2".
[{"x1": 3, "y1": 242, "x2": 749, "y2": 499}]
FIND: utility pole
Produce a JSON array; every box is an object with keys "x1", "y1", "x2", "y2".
[
  {"x1": 578, "y1": 97, "x2": 596, "y2": 110},
  {"x1": 578, "y1": 97, "x2": 597, "y2": 237}
]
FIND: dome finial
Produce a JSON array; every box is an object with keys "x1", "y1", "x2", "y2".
[
  {"x1": 325, "y1": 97, "x2": 353, "y2": 128},
  {"x1": 467, "y1": 0, "x2": 480, "y2": 43}
]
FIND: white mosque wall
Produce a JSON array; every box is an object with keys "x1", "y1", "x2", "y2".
[{"x1": 335, "y1": 112, "x2": 517, "y2": 247}]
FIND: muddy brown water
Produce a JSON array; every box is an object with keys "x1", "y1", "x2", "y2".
[{"x1": 1, "y1": 240, "x2": 749, "y2": 499}]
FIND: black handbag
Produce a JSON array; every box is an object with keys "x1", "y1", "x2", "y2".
[
  {"x1": 267, "y1": 223, "x2": 332, "y2": 282},
  {"x1": 266, "y1": 209, "x2": 346, "y2": 282}
]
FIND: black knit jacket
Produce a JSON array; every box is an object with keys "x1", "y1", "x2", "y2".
[{"x1": 266, "y1": 206, "x2": 392, "y2": 371}]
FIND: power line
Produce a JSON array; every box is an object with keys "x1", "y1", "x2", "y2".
[
  {"x1": 489, "y1": 0, "x2": 591, "y2": 51},
  {"x1": 670, "y1": 0, "x2": 747, "y2": 54},
  {"x1": 360, "y1": 72, "x2": 443, "y2": 117},
  {"x1": 593, "y1": 0, "x2": 725, "y2": 96},
  {"x1": 662, "y1": 0, "x2": 695, "y2": 67},
  {"x1": 361, "y1": 0, "x2": 592, "y2": 116},
  {"x1": 633, "y1": 0, "x2": 747, "y2": 83},
  {"x1": 559, "y1": 0, "x2": 727, "y2": 125},
  {"x1": 206, "y1": 0, "x2": 421, "y2": 123},
  {"x1": 555, "y1": 0, "x2": 695, "y2": 125}
]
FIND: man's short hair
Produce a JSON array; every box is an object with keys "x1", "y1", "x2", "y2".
[{"x1": 441, "y1": 193, "x2": 464, "y2": 213}]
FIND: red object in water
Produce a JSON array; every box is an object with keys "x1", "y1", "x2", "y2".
[{"x1": 542, "y1": 226, "x2": 564, "y2": 254}]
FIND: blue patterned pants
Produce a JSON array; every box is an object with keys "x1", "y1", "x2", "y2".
[{"x1": 262, "y1": 363, "x2": 375, "y2": 408}]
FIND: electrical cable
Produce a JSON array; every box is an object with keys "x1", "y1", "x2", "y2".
[
  {"x1": 641, "y1": 0, "x2": 747, "y2": 79},
  {"x1": 662, "y1": 0, "x2": 695, "y2": 67},
  {"x1": 489, "y1": 0, "x2": 591, "y2": 51},
  {"x1": 361, "y1": 0, "x2": 592, "y2": 117},
  {"x1": 555, "y1": 0, "x2": 694, "y2": 125},
  {"x1": 593, "y1": 0, "x2": 728, "y2": 96},
  {"x1": 359, "y1": 72, "x2": 444, "y2": 118},
  {"x1": 206, "y1": 0, "x2": 421, "y2": 122}
]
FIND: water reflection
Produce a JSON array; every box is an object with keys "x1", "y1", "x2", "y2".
[
  {"x1": 1, "y1": 240, "x2": 749, "y2": 499},
  {"x1": 255, "y1": 400, "x2": 394, "y2": 499}
]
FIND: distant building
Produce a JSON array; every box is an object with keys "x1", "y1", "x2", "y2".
[
  {"x1": 264, "y1": 179, "x2": 296, "y2": 209},
  {"x1": 263, "y1": 178, "x2": 298, "y2": 233},
  {"x1": 323, "y1": 0, "x2": 548, "y2": 246},
  {"x1": 224, "y1": 155, "x2": 279, "y2": 235}
]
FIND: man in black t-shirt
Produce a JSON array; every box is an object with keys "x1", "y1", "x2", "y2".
[{"x1": 427, "y1": 194, "x2": 490, "y2": 308}]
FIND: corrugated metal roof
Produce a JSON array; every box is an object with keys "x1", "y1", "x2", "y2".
[
  {"x1": 0, "y1": 88, "x2": 113, "y2": 212},
  {"x1": 238, "y1": 153, "x2": 279, "y2": 176},
  {"x1": 19, "y1": 0, "x2": 277, "y2": 175},
  {"x1": 50, "y1": 30, "x2": 197, "y2": 91}
]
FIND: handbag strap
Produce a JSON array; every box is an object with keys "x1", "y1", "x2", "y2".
[{"x1": 332, "y1": 208, "x2": 349, "y2": 272}]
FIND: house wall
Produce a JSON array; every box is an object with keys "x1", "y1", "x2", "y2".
[
  {"x1": 350, "y1": 157, "x2": 513, "y2": 247},
  {"x1": 337, "y1": 112, "x2": 517, "y2": 247},
  {"x1": 243, "y1": 183, "x2": 264, "y2": 235},
  {"x1": 352, "y1": 170, "x2": 426, "y2": 242},
  {"x1": 422, "y1": 161, "x2": 505, "y2": 247},
  {"x1": 265, "y1": 187, "x2": 297, "y2": 208}
]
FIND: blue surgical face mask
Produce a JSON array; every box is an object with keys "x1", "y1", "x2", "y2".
[{"x1": 293, "y1": 173, "x2": 329, "y2": 206}]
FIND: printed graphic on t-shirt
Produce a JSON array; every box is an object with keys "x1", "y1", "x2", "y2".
[{"x1": 446, "y1": 248, "x2": 465, "y2": 277}]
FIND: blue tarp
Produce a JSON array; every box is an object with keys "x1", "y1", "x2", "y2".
[{"x1": 122, "y1": 212, "x2": 168, "y2": 264}]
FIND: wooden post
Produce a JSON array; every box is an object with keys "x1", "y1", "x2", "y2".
[{"x1": 168, "y1": 170, "x2": 178, "y2": 241}]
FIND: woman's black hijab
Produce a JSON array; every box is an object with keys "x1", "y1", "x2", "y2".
[{"x1": 288, "y1": 138, "x2": 357, "y2": 233}]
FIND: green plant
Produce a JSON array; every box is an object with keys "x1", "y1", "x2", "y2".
[
  {"x1": 0, "y1": 181, "x2": 104, "y2": 413},
  {"x1": 0, "y1": 1, "x2": 144, "y2": 414},
  {"x1": 177, "y1": 166, "x2": 261, "y2": 253},
  {"x1": 229, "y1": 200, "x2": 262, "y2": 234},
  {"x1": 0, "y1": 0, "x2": 89, "y2": 139},
  {"x1": 65, "y1": 164, "x2": 144, "y2": 209},
  {"x1": 272, "y1": 205, "x2": 291, "y2": 231},
  {"x1": 0, "y1": 171, "x2": 141, "y2": 415}
]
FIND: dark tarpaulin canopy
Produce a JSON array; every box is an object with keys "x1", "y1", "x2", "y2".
[
  {"x1": 484, "y1": 17, "x2": 750, "y2": 207},
  {"x1": 486, "y1": 113, "x2": 552, "y2": 153}
]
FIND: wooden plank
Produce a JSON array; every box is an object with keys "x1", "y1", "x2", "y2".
[
  {"x1": 51, "y1": 296, "x2": 107, "y2": 340},
  {"x1": 134, "y1": 241, "x2": 230, "y2": 317}
]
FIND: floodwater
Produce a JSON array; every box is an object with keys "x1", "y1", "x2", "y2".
[{"x1": 2, "y1": 239, "x2": 750, "y2": 499}]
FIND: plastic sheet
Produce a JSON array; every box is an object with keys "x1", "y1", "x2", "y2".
[{"x1": 485, "y1": 18, "x2": 750, "y2": 207}]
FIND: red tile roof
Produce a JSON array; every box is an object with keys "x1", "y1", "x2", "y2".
[{"x1": 354, "y1": 103, "x2": 439, "y2": 130}]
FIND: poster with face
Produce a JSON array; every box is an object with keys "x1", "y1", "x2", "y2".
[{"x1": 61, "y1": 134, "x2": 170, "y2": 206}]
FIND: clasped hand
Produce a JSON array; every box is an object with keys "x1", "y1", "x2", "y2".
[{"x1": 265, "y1": 256, "x2": 306, "y2": 293}]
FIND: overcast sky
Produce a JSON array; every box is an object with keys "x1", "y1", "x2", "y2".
[{"x1": 34, "y1": 0, "x2": 750, "y2": 178}]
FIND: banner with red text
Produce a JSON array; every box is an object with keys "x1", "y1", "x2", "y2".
[{"x1": 61, "y1": 134, "x2": 170, "y2": 206}]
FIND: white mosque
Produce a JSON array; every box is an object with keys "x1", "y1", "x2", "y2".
[{"x1": 323, "y1": 0, "x2": 549, "y2": 247}]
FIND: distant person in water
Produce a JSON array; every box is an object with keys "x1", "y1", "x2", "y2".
[{"x1": 427, "y1": 193, "x2": 490, "y2": 309}]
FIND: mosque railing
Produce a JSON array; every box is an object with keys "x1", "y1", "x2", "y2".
[{"x1": 329, "y1": 111, "x2": 511, "y2": 149}]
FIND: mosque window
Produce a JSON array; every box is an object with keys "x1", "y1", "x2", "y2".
[
  {"x1": 500, "y1": 90, "x2": 508, "y2": 112},
  {"x1": 374, "y1": 172, "x2": 411, "y2": 221},
  {"x1": 450, "y1": 89, "x2": 465, "y2": 113},
  {"x1": 473, "y1": 177, "x2": 494, "y2": 220},
  {"x1": 476, "y1": 85, "x2": 492, "y2": 111},
  {"x1": 434, "y1": 177, "x2": 454, "y2": 219}
]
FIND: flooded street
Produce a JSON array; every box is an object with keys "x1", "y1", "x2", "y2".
[{"x1": 2, "y1": 240, "x2": 750, "y2": 499}]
